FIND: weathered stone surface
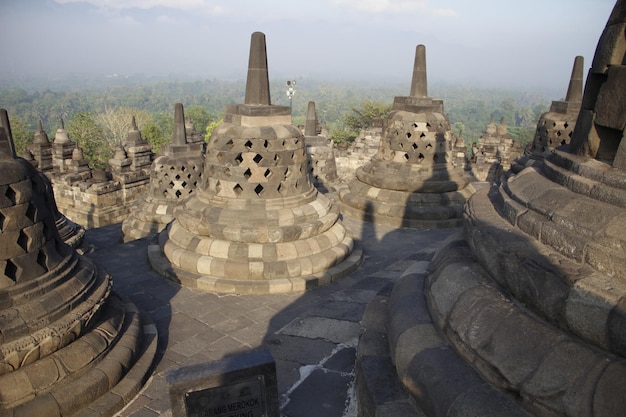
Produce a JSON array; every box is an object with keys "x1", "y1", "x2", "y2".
[
  {"x1": 0, "y1": 110, "x2": 156, "y2": 416},
  {"x1": 339, "y1": 44, "x2": 475, "y2": 229}
]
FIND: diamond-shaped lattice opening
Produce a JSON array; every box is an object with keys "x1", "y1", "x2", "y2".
[
  {"x1": 5, "y1": 259, "x2": 17, "y2": 281},
  {"x1": 263, "y1": 140, "x2": 270, "y2": 149},
  {"x1": 426, "y1": 123, "x2": 431, "y2": 128},
  {"x1": 215, "y1": 180, "x2": 222, "y2": 194},
  {"x1": 561, "y1": 139, "x2": 567, "y2": 146},
  {"x1": 294, "y1": 138, "x2": 300, "y2": 145},
  {"x1": 563, "y1": 122, "x2": 569, "y2": 129},
  {"x1": 418, "y1": 153, "x2": 425, "y2": 162},
  {"x1": 186, "y1": 173, "x2": 193, "y2": 180},
  {"x1": 25, "y1": 204, "x2": 38, "y2": 223},
  {"x1": 244, "y1": 168, "x2": 252, "y2": 179},
  {"x1": 224, "y1": 167, "x2": 231, "y2": 177},
  {"x1": 175, "y1": 190, "x2": 182, "y2": 198},
  {"x1": 420, "y1": 132, "x2": 426, "y2": 138},
  {"x1": 181, "y1": 181, "x2": 187, "y2": 188},
  {"x1": 226, "y1": 139, "x2": 234, "y2": 149},
  {"x1": 235, "y1": 153, "x2": 243, "y2": 164},
  {"x1": 552, "y1": 122, "x2": 557, "y2": 128},
  {"x1": 426, "y1": 143, "x2": 433, "y2": 149},
  {"x1": 406, "y1": 132, "x2": 412, "y2": 139},
  {"x1": 233, "y1": 184, "x2": 243, "y2": 196},
  {"x1": 245, "y1": 140, "x2": 253, "y2": 149},
  {"x1": 0, "y1": 212, "x2": 5, "y2": 232},
  {"x1": 264, "y1": 169, "x2": 271, "y2": 179},
  {"x1": 412, "y1": 143, "x2": 418, "y2": 150},
  {"x1": 17, "y1": 230, "x2": 29, "y2": 251},
  {"x1": 557, "y1": 130, "x2": 562, "y2": 137},
  {"x1": 274, "y1": 154, "x2": 280, "y2": 162},
  {"x1": 169, "y1": 181, "x2": 175, "y2": 188},
  {"x1": 37, "y1": 249, "x2": 48, "y2": 270},
  {"x1": 412, "y1": 122, "x2": 419, "y2": 128},
  {"x1": 285, "y1": 167, "x2": 292, "y2": 178},
  {"x1": 175, "y1": 174, "x2": 181, "y2": 180},
  {"x1": 403, "y1": 153, "x2": 409, "y2": 161},
  {"x1": 5, "y1": 186, "x2": 16, "y2": 205},
  {"x1": 254, "y1": 184, "x2": 264, "y2": 196},
  {"x1": 253, "y1": 154, "x2": 263, "y2": 164},
  {"x1": 181, "y1": 166, "x2": 187, "y2": 172}
]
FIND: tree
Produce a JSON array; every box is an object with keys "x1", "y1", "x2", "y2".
[
  {"x1": 66, "y1": 111, "x2": 112, "y2": 169},
  {"x1": 185, "y1": 106, "x2": 214, "y2": 137},
  {"x1": 9, "y1": 117, "x2": 33, "y2": 155},
  {"x1": 343, "y1": 100, "x2": 392, "y2": 131},
  {"x1": 205, "y1": 119, "x2": 223, "y2": 141},
  {"x1": 96, "y1": 106, "x2": 152, "y2": 146},
  {"x1": 142, "y1": 121, "x2": 168, "y2": 154}
]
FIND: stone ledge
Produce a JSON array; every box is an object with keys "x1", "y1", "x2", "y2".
[{"x1": 148, "y1": 243, "x2": 363, "y2": 295}]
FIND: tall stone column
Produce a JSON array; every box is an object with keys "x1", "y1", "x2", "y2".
[
  {"x1": 150, "y1": 32, "x2": 361, "y2": 294},
  {"x1": 122, "y1": 104, "x2": 204, "y2": 242},
  {"x1": 338, "y1": 44, "x2": 475, "y2": 228}
]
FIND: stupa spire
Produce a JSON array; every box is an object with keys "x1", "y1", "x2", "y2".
[
  {"x1": 244, "y1": 32, "x2": 271, "y2": 105},
  {"x1": 172, "y1": 102, "x2": 187, "y2": 145},
  {"x1": 565, "y1": 55, "x2": 584, "y2": 103},
  {"x1": 0, "y1": 109, "x2": 16, "y2": 159},
  {"x1": 305, "y1": 101, "x2": 318, "y2": 136},
  {"x1": 410, "y1": 44, "x2": 428, "y2": 98}
]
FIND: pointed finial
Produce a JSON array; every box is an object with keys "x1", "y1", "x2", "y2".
[
  {"x1": 0, "y1": 109, "x2": 17, "y2": 159},
  {"x1": 131, "y1": 115, "x2": 138, "y2": 130},
  {"x1": 305, "y1": 101, "x2": 318, "y2": 136},
  {"x1": 60, "y1": 118, "x2": 65, "y2": 129},
  {"x1": 244, "y1": 32, "x2": 271, "y2": 106},
  {"x1": 410, "y1": 44, "x2": 428, "y2": 98},
  {"x1": 565, "y1": 56, "x2": 584, "y2": 103},
  {"x1": 172, "y1": 103, "x2": 187, "y2": 145}
]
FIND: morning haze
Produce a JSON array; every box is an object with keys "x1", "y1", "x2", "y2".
[{"x1": 0, "y1": 0, "x2": 615, "y2": 90}]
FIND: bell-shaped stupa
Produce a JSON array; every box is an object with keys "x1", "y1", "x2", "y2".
[
  {"x1": 0, "y1": 110, "x2": 156, "y2": 416},
  {"x1": 303, "y1": 101, "x2": 340, "y2": 192},
  {"x1": 380, "y1": 2, "x2": 626, "y2": 415},
  {"x1": 149, "y1": 32, "x2": 361, "y2": 294},
  {"x1": 338, "y1": 45, "x2": 476, "y2": 228},
  {"x1": 122, "y1": 105, "x2": 203, "y2": 242},
  {"x1": 513, "y1": 56, "x2": 584, "y2": 172}
]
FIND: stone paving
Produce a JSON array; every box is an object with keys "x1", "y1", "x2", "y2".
[{"x1": 85, "y1": 214, "x2": 455, "y2": 417}]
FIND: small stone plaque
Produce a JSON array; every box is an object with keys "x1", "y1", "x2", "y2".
[
  {"x1": 185, "y1": 377, "x2": 266, "y2": 417},
  {"x1": 167, "y1": 349, "x2": 279, "y2": 417}
]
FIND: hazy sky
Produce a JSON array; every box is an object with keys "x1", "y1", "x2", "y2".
[{"x1": 0, "y1": 0, "x2": 617, "y2": 90}]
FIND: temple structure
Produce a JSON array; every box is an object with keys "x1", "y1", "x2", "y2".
[
  {"x1": 122, "y1": 104, "x2": 204, "y2": 242},
  {"x1": 470, "y1": 116, "x2": 522, "y2": 181},
  {"x1": 372, "y1": 2, "x2": 626, "y2": 416},
  {"x1": 338, "y1": 44, "x2": 475, "y2": 228},
  {"x1": 513, "y1": 56, "x2": 584, "y2": 173},
  {"x1": 0, "y1": 109, "x2": 156, "y2": 416},
  {"x1": 303, "y1": 101, "x2": 340, "y2": 192},
  {"x1": 149, "y1": 32, "x2": 361, "y2": 294}
]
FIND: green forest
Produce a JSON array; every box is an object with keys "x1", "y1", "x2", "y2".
[{"x1": 0, "y1": 76, "x2": 554, "y2": 168}]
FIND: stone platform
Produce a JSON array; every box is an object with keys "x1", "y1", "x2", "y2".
[{"x1": 84, "y1": 214, "x2": 455, "y2": 417}]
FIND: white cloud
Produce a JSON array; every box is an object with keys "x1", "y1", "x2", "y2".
[
  {"x1": 110, "y1": 14, "x2": 140, "y2": 25},
  {"x1": 432, "y1": 8, "x2": 458, "y2": 17},
  {"x1": 330, "y1": 0, "x2": 428, "y2": 13}
]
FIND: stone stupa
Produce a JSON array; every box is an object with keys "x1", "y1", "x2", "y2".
[
  {"x1": 470, "y1": 116, "x2": 522, "y2": 181},
  {"x1": 513, "y1": 55, "x2": 584, "y2": 173},
  {"x1": 122, "y1": 105, "x2": 203, "y2": 242},
  {"x1": 374, "y1": 2, "x2": 626, "y2": 415},
  {"x1": 338, "y1": 44, "x2": 476, "y2": 228},
  {"x1": 149, "y1": 32, "x2": 362, "y2": 294},
  {"x1": 0, "y1": 109, "x2": 157, "y2": 416},
  {"x1": 303, "y1": 101, "x2": 340, "y2": 192}
]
